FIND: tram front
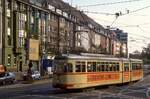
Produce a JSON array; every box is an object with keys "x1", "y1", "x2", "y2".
[{"x1": 52, "y1": 55, "x2": 74, "y2": 89}]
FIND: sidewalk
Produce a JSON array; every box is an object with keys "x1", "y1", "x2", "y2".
[{"x1": 0, "y1": 78, "x2": 52, "y2": 89}]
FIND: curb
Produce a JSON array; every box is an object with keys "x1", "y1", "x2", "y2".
[{"x1": 0, "y1": 79, "x2": 52, "y2": 89}]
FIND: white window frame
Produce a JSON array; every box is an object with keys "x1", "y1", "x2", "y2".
[
  {"x1": 48, "y1": 4, "x2": 55, "y2": 11},
  {"x1": 56, "y1": 9, "x2": 62, "y2": 15}
]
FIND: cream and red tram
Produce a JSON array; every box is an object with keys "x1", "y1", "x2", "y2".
[{"x1": 52, "y1": 54, "x2": 143, "y2": 89}]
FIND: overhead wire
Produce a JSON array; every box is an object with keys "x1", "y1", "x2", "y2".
[
  {"x1": 121, "y1": 5, "x2": 150, "y2": 16},
  {"x1": 83, "y1": 11, "x2": 115, "y2": 15},
  {"x1": 64, "y1": 0, "x2": 150, "y2": 46},
  {"x1": 81, "y1": 5, "x2": 150, "y2": 16},
  {"x1": 118, "y1": 23, "x2": 150, "y2": 28},
  {"x1": 128, "y1": 32, "x2": 150, "y2": 39},
  {"x1": 79, "y1": 0, "x2": 143, "y2": 7}
]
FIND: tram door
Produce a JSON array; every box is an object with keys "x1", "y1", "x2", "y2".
[{"x1": 123, "y1": 63, "x2": 130, "y2": 83}]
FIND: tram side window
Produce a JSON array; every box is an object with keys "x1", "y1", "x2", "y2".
[
  {"x1": 113, "y1": 63, "x2": 119, "y2": 71},
  {"x1": 105, "y1": 62, "x2": 116, "y2": 72},
  {"x1": 124, "y1": 63, "x2": 129, "y2": 71},
  {"x1": 105, "y1": 62, "x2": 109, "y2": 71},
  {"x1": 101, "y1": 62, "x2": 105, "y2": 71},
  {"x1": 64, "y1": 63, "x2": 73, "y2": 72},
  {"x1": 87, "y1": 62, "x2": 93, "y2": 72},
  {"x1": 96, "y1": 62, "x2": 119, "y2": 72},
  {"x1": 76, "y1": 62, "x2": 81, "y2": 72},
  {"x1": 132, "y1": 63, "x2": 135, "y2": 70},
  {"x1": 109, "y1": 62, "x2": 113, "y2": 71},
  {"x1": 112, "y1": 63, "x2": 116, "y2": 71},
  {"x1": 132, "y1": 63, "x2": 137, "y2": 70},
  {"x1": 81, "y1": 62, "x2": 86, "y2": 72},
  {"x1": 137, "y1": 63, "x2": 142, "y2": 69},
  {"x1": 87, "y1": 62, "x2": 96, "y2": 72},
  {"x1": 132, "y1": 63, "x2": 142, "y2": 70},
  {"x1": 75, "y1": 62, "x2": 86, "y2": 72},
  {"x1": 116, "y1": 63, "x2": 120, "y2": 71},
  {"x1": 67, "y1": 63, "x2": 73, "y2": 72},
  {"x1": 93, "y1": 62, "x2": 96, "y2": 72},
  {"x1": 97, "y1": 62, "x2": 101, "y2": 72}
]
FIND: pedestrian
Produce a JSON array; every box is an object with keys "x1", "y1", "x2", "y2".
[
  {"x1": 29, "y1": 61, "x2": 33, "y2": 68},
  {"x1": 27, "y1": 61, "x2": 33, "y2": 82}
]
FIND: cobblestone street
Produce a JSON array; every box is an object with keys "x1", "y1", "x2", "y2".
[{"x1": 0, "y1": 75, "x2": 150, "y2": 99}]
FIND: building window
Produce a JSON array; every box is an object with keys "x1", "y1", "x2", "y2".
[
  {"x1": 7, "y1": 9, "x2": 10, "y2": 17},
  {"x1": 30, "y1": 9, "x2": 35, "y2": 33},
  {"x1": 18, "y1": 4, "x2": 27, "y2": 47},
  {"x1": 63, "y1": 12, "x2": 68, "y2": 18},
  {"x1": 56, "y1": 9, "x2": 62, "y2": 15},
  {"x1": 7, "y1": 0, "x2": 11, "y2": 9},
  {"x1": 50, "y1": 14, "x2": 57, "y2": 22},
  {"x1": 7, "y1": 17, "x2": 11, "y2": 28},
  {"x1": 7, "y1": 28, "x2": 11, "y2": 46},
  {"x1": 7, "y1": 0, "x2": 11, "y2": 46},
  {"x1": 48, "y1": 14, "x2": 51, "y2": 20},
  {"x1": 48, "y1": 4, "x2": 55, "y2": 11},
  {"x1": 40, "y1": 13, "x2": 46, "y2": 34},
  {"x1": 14, "y1": 57, "x2": 16, "y2": 67},
  {"x1": 7, "y1": 54, "x2": 11, "y2": 66}
]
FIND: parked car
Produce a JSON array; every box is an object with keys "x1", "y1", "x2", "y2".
[
  {"x1": 23, "y1": 70, "x2": 41, "y2": 81},
  {"x1": 0, "y1": 72, "x2": 15, "y2": 85},
  {"x1": 31, "y1": 70, "x2": 41, "y2": 80}
]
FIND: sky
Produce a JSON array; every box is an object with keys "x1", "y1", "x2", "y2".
[{"x1": 63, "y1": 0, "x2": 150, "y2": 53}]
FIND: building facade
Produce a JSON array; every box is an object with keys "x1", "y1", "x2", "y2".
[
  {"x1": 113, "y1": 29, "x2": 128, "y2": 57},
  {"x1": 1, "y1": 0, "x2": 49, "y2": 72},
  {"x1": 0, "y1": 0, "x2": 128, "y2": 73},
  {"x1": 0, "y1": 0, "x2": 2, "y2": 65}
]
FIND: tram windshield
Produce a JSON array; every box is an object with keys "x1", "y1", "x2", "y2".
[{"x1": 54, "y1": 60, "x2": 73, "y2": 73}]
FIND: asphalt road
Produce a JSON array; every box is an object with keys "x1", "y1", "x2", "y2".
[{"x1": 0, "y1": 76, "x2": 150, "y2": 99}]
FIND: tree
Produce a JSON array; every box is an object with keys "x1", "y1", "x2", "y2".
[
  {"x1": 141, "y1": 43, "x2": 150, "y2": 59},
  {"x1": 129, "y1": 50, "x2": 141, "y2": 59},
  {"x1": 141, "y1": 43, "x2": 150, "y2": 64}
]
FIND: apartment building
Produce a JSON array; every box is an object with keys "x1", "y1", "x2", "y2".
[
  {"x1": 0, "y1": 0, "x2": 128, "y2": 73},
  {"x1": 0, "y1": 0, "x2": 2, "y2": 65},
  {"x1": 0, "y1": 0, "x2": 49, "y2": 72},
  {"x1": 113, "y1": 29, "x2": 128, "y2": 57}
]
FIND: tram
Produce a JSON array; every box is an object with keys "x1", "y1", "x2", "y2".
[{"x1": 52, "y1": 54, "x2": 143, "y2": 89}]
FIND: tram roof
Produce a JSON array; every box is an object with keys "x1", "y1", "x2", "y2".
[
  {"x1": 54, "y1": 54, "x2": 142, "y2": 62},
  {"x1": 130, "y1": 58, "x2": 143, "y2": 62},
  {"x1": 55, "y1": 54, "x2": 130, "y2": 61}
]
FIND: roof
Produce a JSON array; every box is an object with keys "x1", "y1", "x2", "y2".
[{"x1": 45, "y1": 0, "x2": 105, "y2": 31}]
